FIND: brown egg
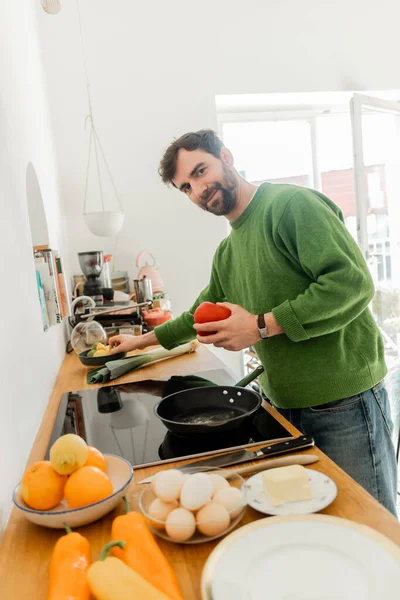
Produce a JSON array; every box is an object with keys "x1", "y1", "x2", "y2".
[
  {"x1": 213, "y1": 487, "x2": 245, "y2": 518},
  {"x1": 196, "y1": 502, "x2": 230, "y2": 537},
  {"x1": 165, "y1": 507, "x2": 196, "y2": 542}
]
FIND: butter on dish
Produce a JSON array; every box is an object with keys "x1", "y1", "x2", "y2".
[{"x1": 262, "y1": 464, "x2": 312, "y2": 506}]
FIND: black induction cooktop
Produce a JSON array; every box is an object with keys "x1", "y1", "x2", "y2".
[{"x1": 47, "y1": 368, "x2": 292, "y2": 469}]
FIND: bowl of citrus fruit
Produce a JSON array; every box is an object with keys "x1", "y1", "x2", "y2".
[
  {"x1": 78, "y1": 342, "x2": 126, "y2": 367},
  {"x1": 13, "y1": 434, "x2": 133, "y2": 528}
]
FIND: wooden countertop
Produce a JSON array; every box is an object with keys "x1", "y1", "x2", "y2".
[{"x1": 2, "y1": 345, "x2": 400, "y2": 599}]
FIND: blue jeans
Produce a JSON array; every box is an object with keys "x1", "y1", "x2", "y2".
[{"x1": 277, "y1": 382, "x2": 398, "y2": 517}]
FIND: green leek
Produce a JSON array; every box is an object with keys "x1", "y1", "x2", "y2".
[{"x1": 86, "y1": 341, "x2": 197, "y2": 384}]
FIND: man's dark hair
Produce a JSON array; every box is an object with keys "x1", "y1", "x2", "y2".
[{"x1": 159, "y1": 129, "x2": 224, "y2": 186}]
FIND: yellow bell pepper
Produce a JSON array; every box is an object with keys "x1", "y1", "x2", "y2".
[{"x1": 87, "y1": 541, "x2": 172, "y2": 600}]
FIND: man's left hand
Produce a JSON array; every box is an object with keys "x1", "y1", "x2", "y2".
[{"x1": 193, "y1": 302, "x2": 260, "y2": 351}]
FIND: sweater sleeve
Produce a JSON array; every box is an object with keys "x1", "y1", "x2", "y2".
[
  {"x1": 154, "y1": 256, "x2": 225, "y2": 350},
  {"x1": 272, "y1": 190, "x2": 375, "y2": 342}
]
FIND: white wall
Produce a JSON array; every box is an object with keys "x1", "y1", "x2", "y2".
[{"x1": 0, "y1": 2, "x2": 67, "y2": 529}]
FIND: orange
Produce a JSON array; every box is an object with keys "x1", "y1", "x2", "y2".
[
  {"x1": 84, "y1": 446, "x2": 107, "y2": 473},
  {"x1": 64, "y1": 466, "x2": 113, "y2": 509},
  {"x1": 21, "y1": 461, "x2": 67, "y2": 510}
]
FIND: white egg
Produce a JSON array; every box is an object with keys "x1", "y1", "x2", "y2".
[
  {"x1": 180, "y1": 473, "x2": 213, "y2": 511},
  {"x1": 213, "y1": 487, "x2": 245, "y2": 518},
  {"x1": 152, "y1": 469, "x2": 185, "y2": 502},
  {"x1": 165, "y1": 508, "x2": 196, "y2": 542},
  {"x1": 148, "y1": 498, "x2": 178, "y2": 529},
  {"x1": 209, "y1": 473, "x2": 230, "y2": 496},
  {"x1": 196, "y1": 502, "x2": 230, "y2": 537}
]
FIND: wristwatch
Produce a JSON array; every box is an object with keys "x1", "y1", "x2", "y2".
[{"x1": 257, "y1": 314, "x2": 269, "y2": 339}]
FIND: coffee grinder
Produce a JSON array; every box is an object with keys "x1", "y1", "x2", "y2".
[{"x1": 78, "y1": 251, "x2": 104, "y2": 300}]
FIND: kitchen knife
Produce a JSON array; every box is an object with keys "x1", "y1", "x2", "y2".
[
  {"x1": 138, "y1": 435, "x2": 314, "y2": 484},
  {"x1": 228, "y1": 453, "x2": 319, "y2": 477}
]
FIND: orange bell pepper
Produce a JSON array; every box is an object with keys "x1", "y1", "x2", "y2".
[
  {"x1": 48, "y1": 525, "x2": 91, "y2": 600},
  {"x1": 111, "y1": 498, "x2": 183, "y2": 600}
]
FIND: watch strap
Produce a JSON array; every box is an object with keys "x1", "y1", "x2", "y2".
[{"x1": 257, "y1": 314, "x2": 269, "y2": 339}]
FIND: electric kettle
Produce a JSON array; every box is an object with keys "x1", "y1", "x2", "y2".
[{"x1": 136, "y1": 251, "x2": 164, "y2": 293}]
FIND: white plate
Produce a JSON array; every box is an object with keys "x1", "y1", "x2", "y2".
[
  {"x1": 13, "y1": 455, "x2": 133, "y2": 529},
  {"x1": 201, "y1": 515, "x2": 400, "y2": 600},
  {"x1": 246, "y1": 468, "x2": 337, "y2": 515}
]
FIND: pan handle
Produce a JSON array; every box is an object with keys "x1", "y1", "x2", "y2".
[{"x1": 235, "y1": 364, "x2": 264, "y2": 388}]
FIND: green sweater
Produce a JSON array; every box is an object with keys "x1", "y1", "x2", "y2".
[{"x1": 155, "y1": 183, "x2": 386, "y2": 408}]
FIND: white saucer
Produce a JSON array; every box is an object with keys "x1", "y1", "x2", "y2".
[{"x1": 246, "y1": 468, "x2": 337, "y2": 515}]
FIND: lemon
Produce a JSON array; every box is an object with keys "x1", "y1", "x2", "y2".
[
  {"x1": 50, "y1": 434, "x2": 89, "y2": 475},
  {"x1": 93, "y1": 349, "x2": 108, "y2": 357}
]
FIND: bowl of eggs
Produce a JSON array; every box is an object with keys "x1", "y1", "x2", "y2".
[{"x1": 138, "y1": 467, "x2": 246, "y2": 544}]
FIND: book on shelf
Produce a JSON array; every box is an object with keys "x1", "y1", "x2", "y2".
[
  {"x1": 35, "y1": 269, "x2": 49, "y2": 331},
  {"x1": 54, "y1": 251, "x2": 71, "y2": 318},
  {"x1": 34, "y1": 248, "x2": 62, "y2": 326}
]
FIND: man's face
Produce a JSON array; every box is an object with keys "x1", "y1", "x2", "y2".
[{"x1": 172, "y1": 149, "x2": 238, "y2": 216}]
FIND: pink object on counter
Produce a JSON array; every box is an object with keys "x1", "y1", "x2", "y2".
[
  {"x1": 136, "y1": 251, "x2": 164, "y2": 293},
  {"x1": 142, "y1": 308, "x2": 173, "y2": 327}
]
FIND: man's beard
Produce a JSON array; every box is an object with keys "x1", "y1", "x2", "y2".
[{"x1": 199, "y1": 165, "x2": 238, "y2": 216}]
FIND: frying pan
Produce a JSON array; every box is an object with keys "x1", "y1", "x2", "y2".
[{"x1": 154, "y1": 365, "x2": 264, "y2": 436}]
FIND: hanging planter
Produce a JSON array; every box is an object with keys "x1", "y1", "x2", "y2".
[
  {"x1": 83, "y1": 115, "x2": 125, "y2": 237},
  {"x1": 77, "y1": 1, "x2": 125, "y2": 238},
  {"x1": 84, "y1": 211, "x2": 124, "y2": 237}
]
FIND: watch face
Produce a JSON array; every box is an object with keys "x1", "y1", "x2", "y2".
[{"x1": 259, "y1": 327, "x2": 268, "y2": 339}]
